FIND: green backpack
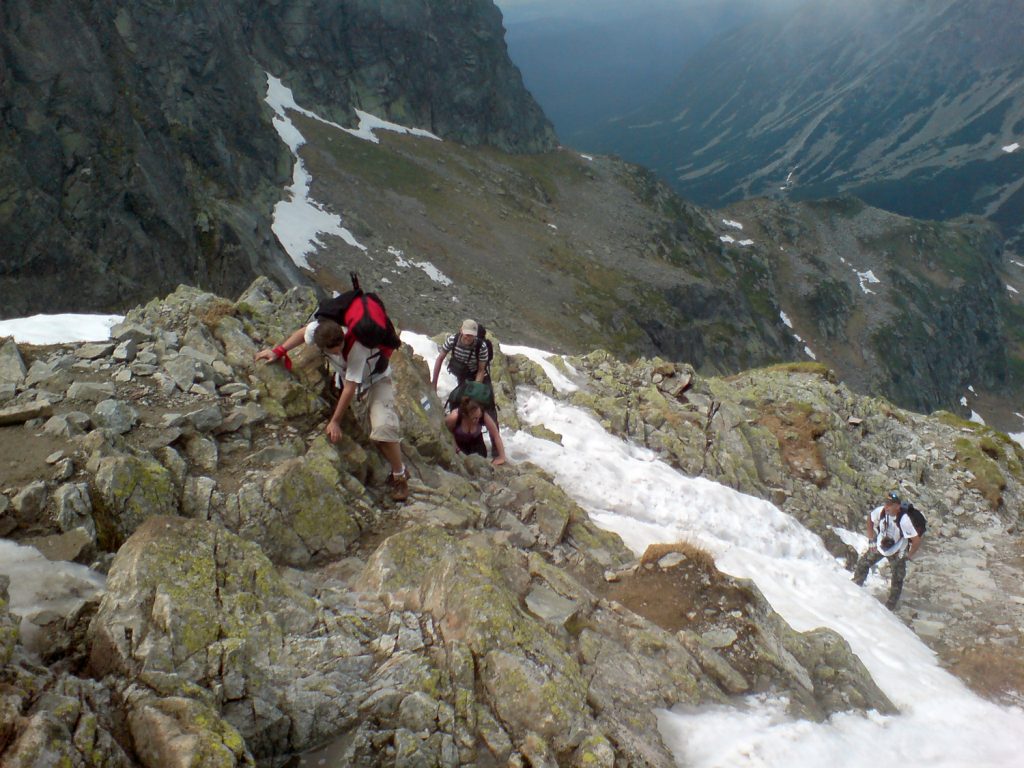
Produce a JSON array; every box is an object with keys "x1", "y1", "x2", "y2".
[{"x1": 446, "y1": 380, "x2": 494, "y2": 411}]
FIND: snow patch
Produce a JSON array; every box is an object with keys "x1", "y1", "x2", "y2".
[
  {"x1": 779, "y1": 311, "x2": 793, "y2": 329},
  {"x1": 0, "y1": 540, "x2": 105, "y2": 652},
  {"x1": 738, "y1": 239, "x2": 754, "y2": 247},
  {"x1": 265, "y1": 74, "x2": 366, "y2": 268},
  {"x1": 580, "y1": 153, "x2": 594, "y2": 161},
  {"x1": 720, "y1": 235, "x2": 735, "y2": 244},
  {"x1": 721, "y1": 219, "x2": 744, "y2": 230},
  {"x1": 969, "y1": 411, "x2": 986, "y2": 425},
  {"x1": 804, "y1": 346, "x2": 817, "y2": 360},
  {"x1": 1008, "y1": 284, "x2": 1019, "y2": 294},
  {"x1": 0, "y1": 314, "x2": 123, "y2": 344},
  {"x1": 387, "y1": 246, "x2": 452, "y2": 286},
  {"x1": 1003, "y1": 142, "x2": 1020, "y2": 154},
  {"x1": 855, "y1": 269, "x2": 881, "y2": 295}
]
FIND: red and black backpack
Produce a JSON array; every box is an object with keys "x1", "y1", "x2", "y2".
[{"x1": 314, "y1": 273, "x2": 401, "y2": 375}]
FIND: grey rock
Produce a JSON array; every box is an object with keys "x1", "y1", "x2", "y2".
[
  {"x1": 218, "y1": 383, "x2": 250, "y2": 397},
  {"x1": 130, "y1": 363, "x2": 158, "y2": 376},
  {"x1": 154, "y1": 446, "x2": 189, "y2": 490},
  {"x1": 13, "y1": 481, "x2": 48, "y2": 522},
  {"x1": 184, "y1": 405, "x2": 224, "y2": 433},
  {"x1": 110, "y1": 322, "x2": 155, "y2": 344},
  {"x1": 112, "y1": 339, "x2": 138, "y2": 362},
  {"x1": 53, "y1": 483, "x2": 94, "y2": 534},
  {"x1": 163, "y1": 355, "x2": 198, "y2": 391},
  {"x1": 92, "y1": 399, "x2": 139, "y2": 434},
  {"x1": 182, "y1": 476, "x2": 217, "y2": 519},
  {"x1": 0, "y1": 337, "x2": 27, "y2": 385},
  {"x1": 700, "y1": 627, "x2": 738, "y2": 649},
  {"x1": 94, "y1": 455, "x2": 178, "y2": 545},
  {"x1": 525, "y1": 585, "x2": 579, "y2": 631},
  {"x1": 0, "y1": 400, "x2": 53, "y2": 426},
  {"x1": 179, "y1": 344, "x2": 217, "y2": 366},
  {"x1": 43, "y1": 413, "x2": 87, "y2": 438},
  {"x1": 183, "y1": 434, "x2": 219, "y2": 472},
  {"x1": 67, "y1": 381, "x2": 116, "y2": 402},
  {"x1": 52, "y1": 458, "x2": 75, "y2": 482},
  {"x1": 0, "y1": 495, "x2": 15, "y2": 536},
  {"x1": 75, "y1": 343, "x2": 115, "y2": 360},
  {"x1": 0, "y1": 382, "x2": 16, "y2": 403},
  {"x1": 24, "y1": 359, "x2": 60, "y2": 387}
]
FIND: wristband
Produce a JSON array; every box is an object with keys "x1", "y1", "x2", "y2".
[{"x1": 273, "y1": 345, "x2": 293, "y2": 371}]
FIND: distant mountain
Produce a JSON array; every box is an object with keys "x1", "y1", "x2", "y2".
[
  {"x1": 0, "y1": 0, "x2": 554, "y2": 318},
  {"x1": 500, "y1": 0, "x2": 801, "y2": 143},
  {"x1": 578, "y1": 0, "x2": 1024, "y2": 246}
]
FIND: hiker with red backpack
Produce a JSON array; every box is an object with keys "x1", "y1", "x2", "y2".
[
  {"x1": 255, "y1": 274, "x2": 409, "y2": 501},
  {"x1": 852, "y1": 491, "x2": 924, "y2": 609}
]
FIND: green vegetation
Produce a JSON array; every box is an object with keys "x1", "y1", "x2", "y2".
[{"x1": 954, "y1": 437, "x2": 1006, "y2": 509}]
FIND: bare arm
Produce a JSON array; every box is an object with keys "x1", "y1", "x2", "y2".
[
  {"x1": 326, "y1": 380, "x2": 357, "y2": 443},
  {"x1": 444, "y1": 409, "x2": 459, "y2": 432},
  {"x1": 255, "y1": 327, "x2": 307, "y2": 363},
  {"x1": 906, "y1": 535, "x2": 922, "y2": 559},
  {"x1": 865, "y1": 514, "x2": 875, "y2": 543},
  {"x1": 483, "y1": 413, "x2": 505, "y2": 465},
  {"x1": 432, "y1": 351, "x2": 448, "y2": 390}
]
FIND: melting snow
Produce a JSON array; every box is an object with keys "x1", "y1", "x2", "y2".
[
  {"x1": 580, "y1": 154, "x2": 594, "y2": 161},
  {"x1": 1003, "y1": 143, "x2": 1020, "y2": 154},
  {"x1": 722, "y1": 219, "x2": 744, "y2": 230},
  {"x1": 804, "y1": 345, "x2": 817, "y2": 360},
  {"x1": 1008, "y1": 284, "x2": 1019, "y2": 294},
  {"x1": 959, "y1": 396, "x2": 969, "y2": 407},
  {"x1": 738, "y1": 239, "x2": 754, "y2": 247},
  {"x1": 265, "y1": 74, "x2": 367, "y2": 267},
  {"x1": 969, "y1": 411, "x2": 986, "y2": 425},
  {"x1": 779, "y1": 311, "x2": 793, "y2": 329},
  {"x1": 1011, "y1": 260, "x2": 1024, "y2": 268},
  {"x1": 0, "y1": 540, "x2": 105, "y2": 653},
  {"x1": 856, "y1": 269, "x2": 881, "y2": 295},
  {"x1": 387, "y1": 246, "x2": 452, "y2": 286},
  {"x1": 720, "y1": 235, "x2": 735, "y2": 244},
  {"x1": 0, "y1": 314, "x2": 123, "y2": 344}
]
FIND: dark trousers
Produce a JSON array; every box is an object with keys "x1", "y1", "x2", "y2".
[{"x1": 852, "y1": 549, "x2": 908, "y2": 609}]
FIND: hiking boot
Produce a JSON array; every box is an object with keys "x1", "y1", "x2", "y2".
[{"x1": 387, "y1": 470, "x2": 409, "y2": 502}]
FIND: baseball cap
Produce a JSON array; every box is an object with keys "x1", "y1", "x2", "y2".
[{"x1": 460, "y1": 319, "x2": 479, "y2": 335}]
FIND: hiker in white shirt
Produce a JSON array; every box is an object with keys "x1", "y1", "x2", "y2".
[{"x1": 852, "y1": 491, "x2": 922, "y2": 609}]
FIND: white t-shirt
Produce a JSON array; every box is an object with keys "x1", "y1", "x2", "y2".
[
  {"x1": 304, "y1": 320, "x2": 391, "y2": 389},
  {"x1": 870, "y1": 506, "x2": 918, "y2": 556}
]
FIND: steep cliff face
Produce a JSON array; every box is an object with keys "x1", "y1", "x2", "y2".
[
  {"x1": 0, "y1": 0, "x2": 555, "y2": 318},
  {"x1": 721, "y1": 197, "x2": 1013, "y2": 414}
]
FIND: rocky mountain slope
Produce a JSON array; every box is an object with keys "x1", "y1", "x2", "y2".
[
  {"x1": 1, "y1": 280, "x2": 1022, "y2": 765},
  {"x1": 281, "y1": 104, "x2": 1023, "y2": 425},
  {"x1": 0, "y1": 0, "x2": 554, "y2": 317},
  {"x1": 578, "y1": 0, "x2": 1024, "y2": 247}
]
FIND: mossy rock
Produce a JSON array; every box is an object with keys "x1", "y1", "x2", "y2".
[{"x1": 92, "y1": 455, "x2": 179, "y2": 550}]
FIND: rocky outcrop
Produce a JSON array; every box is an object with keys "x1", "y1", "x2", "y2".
[
  {"x1": 0, "y1": 0, "x2": 554, "y2": 318},
  {"x1": 0, "y1": 279, "x2": 906, "y2": 767}
]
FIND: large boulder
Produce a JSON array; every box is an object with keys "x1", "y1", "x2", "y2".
[
  {"x1": 92, "y1": 454, "x2": 179, "y2": 548},
  {"x1": 222, "y1": 439, "x2": 364, "y2": 566},
  {"x1": 88, "y1": 516, "x2": 375, "y2": 759}
]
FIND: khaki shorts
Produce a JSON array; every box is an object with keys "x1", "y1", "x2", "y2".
[{"x1": 353, "y1": 377, "x2": 401, "y2": 443}]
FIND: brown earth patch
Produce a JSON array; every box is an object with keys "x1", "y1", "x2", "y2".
[
  {"x1": 757, "y1": 402, "x2": 830, "y2": 488},
  {"x1": 603, "y1": 542, "x2": 751, "y2": 635},
  {"x1": 948, "y1": 644, "x2": 1024, "y2": 706}
]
